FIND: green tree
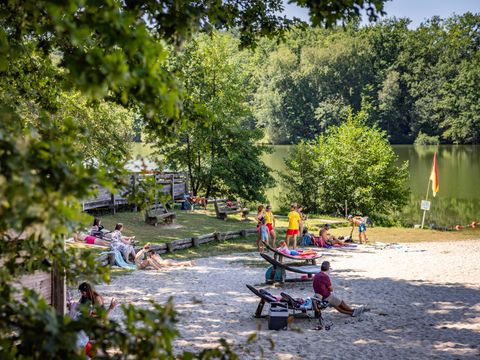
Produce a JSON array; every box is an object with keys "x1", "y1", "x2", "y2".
[
  {"x1": 282, "y1": 111, "x2": 410, "y2": 217},
  {"x1": 161, "y1": 33, "x2": 273, "y2": 202},
  {"x1": 0, "y1": 0, "x2": 389, "y2": 358}
]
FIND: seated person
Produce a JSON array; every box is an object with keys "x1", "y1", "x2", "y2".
[
  {"x1": 319, "y1": 227, "x2": 345, "y2": 247},
  {"x1": 313, "y1": 261, "x2": 361, "y2": 317},
  {"x1": 89, "y1": 217, "x2": 108, "y2": 238},
  {"x1": 135, "y1": 243, "x2": 195, "y2": 270},
  {"x1": 301, "y1": 229, "x2": 314, "y2": 246},
  {"x1": 73, "y1": 232, "x2": 110, "y2": 247},
  {"x1": 110, "y1": 223, "x2": 136, "y2": 263},
  {"x1": 276, "y1": 240, "x2": 300, "y2": 256}
]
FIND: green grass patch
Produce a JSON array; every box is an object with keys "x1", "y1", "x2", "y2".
[{"x1": 100, "y1": 209, "x2": 257, "y2": 245}]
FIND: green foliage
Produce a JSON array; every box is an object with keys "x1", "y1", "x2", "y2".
[
  {"x1": 0, "y1": 287, "x2": 237, "y2": 360},
  {"x1": 279, "y1": 142, "x2": 323, "y2": 212},
  {"x1": 0, "y1": 0, "x2": 389, "y2": 358},
  {"x1": 414, "y1": 132, "x2": 440, "y2": 145},
  {"x1": 125, "y1": 174, "x2": 170, "y2": 214},
  {"x1": 252, "y1": 14, "x2": 480, "y2": 144},
  {"x1": 282, "y1": 111, "x2": 410, "y2": 217},
  {"x1": 160, "y1": 32, "x2": 274, "y2": 202}
]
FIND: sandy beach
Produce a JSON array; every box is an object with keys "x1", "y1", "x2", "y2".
[{"x1": 97, "y1": 240, "x2": 480, "y2": 359}]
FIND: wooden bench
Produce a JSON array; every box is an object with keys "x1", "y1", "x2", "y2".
[
  {"x1": 213, "y1": 198, "x2": 249, "y2": 221},
  {"x1": 144, "y1": 204, "x2": 176, "y2": 226}
]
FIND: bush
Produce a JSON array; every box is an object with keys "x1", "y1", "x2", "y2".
[
  {"x1": 281, "y1": 110, "x2": 410, "y2": 217},
  {"x1": 414, "y1": 132, "x2": 440, "y2": 145}
]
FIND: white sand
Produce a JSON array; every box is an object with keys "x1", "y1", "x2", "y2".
[{"x1": 97, "y1": 240, "x2": 480, "y2": 359}]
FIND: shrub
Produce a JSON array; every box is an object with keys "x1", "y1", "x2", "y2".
[
  {"x1": 282, "y1": 110, "x2": 410, "y2": 217},
  {"x1": 414, "y1": 132, "x2": 440, "y2": 145}
]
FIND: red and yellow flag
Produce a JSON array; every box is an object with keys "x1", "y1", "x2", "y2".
[{"x1": 430, "y1": 152, "x2": 439, "y2": 197}]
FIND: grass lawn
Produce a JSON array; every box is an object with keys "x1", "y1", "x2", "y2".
[{"x1": 100, "y1": 209, "x2": 258, "y2": 245}]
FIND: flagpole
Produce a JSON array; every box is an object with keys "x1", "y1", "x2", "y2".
[{"x1": 421, "y1": 178, "x2": 431, "y2": 229}]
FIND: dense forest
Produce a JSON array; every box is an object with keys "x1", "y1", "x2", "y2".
[{"x1": 250, "y1": 14, "x2": 480, "y2": 144}]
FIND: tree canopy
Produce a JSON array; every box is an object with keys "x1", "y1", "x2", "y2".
[
  {"x1": 0, "y1": 1, "x2": 390, "y2": 358},
  {"x1": 252, "y1": 14, "x2": 480, "y2": 144},
  {"x1": 281, "y1": 111, "x2": 410, "y2": 218}
]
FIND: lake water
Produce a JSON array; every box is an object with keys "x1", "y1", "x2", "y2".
[{"x1": 262, "y1": 145, "x2": 480, "y2": 226}]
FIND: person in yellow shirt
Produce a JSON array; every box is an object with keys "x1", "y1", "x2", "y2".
[
  {"x1": 264, "y1": 205, "x2": 277, "y2": 247},
  {"x1": 286, "y1": 204, "x2": 302, "y2": 249}
]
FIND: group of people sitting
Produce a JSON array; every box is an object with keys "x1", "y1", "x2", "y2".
[
  {"x1": 72, "y1": 218, "x2": 194, "y2": 270},
  {"x1": 301, "y1": 224, "x2": 352, "y2": 248}
]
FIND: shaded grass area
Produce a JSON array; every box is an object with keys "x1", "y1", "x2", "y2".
[{"x1": 100, "y1": 209, "x2": 257, "y2": 245}]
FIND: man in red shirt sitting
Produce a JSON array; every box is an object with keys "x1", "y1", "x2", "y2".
[{"x1": 313, "y1": 261, "x2": 360, "y2": 317}]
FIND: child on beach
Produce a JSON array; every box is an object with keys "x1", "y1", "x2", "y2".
[
  {"x1": 259, "y1": 218, "x2": 269, "y2": 251},
  {"x1": 264, "y1": 205, "x2": 277, "y2": 247},
  {"x1": 276, "y1": 240, "x2": 300, "y2": 256},
  {"x1": 286, "y1": 204, "x2": 302, "y2": 249},
  {"x1": 256, "y1": 205, "x2": 266, "y2": 252}
]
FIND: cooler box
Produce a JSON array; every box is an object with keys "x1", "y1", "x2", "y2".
[{"x1": 268, "y1": 302, "x2": 288, "y2": 330}]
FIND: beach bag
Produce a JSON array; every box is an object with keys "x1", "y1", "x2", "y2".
[{"x1": 265, "y1": 266, "x2": 283, "y2": 282}]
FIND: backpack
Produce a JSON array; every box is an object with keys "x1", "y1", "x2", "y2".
[
  {"x1": 301, "y1": 234, "x2": 312, "y2": 246},
  {"x1": 265, "y1": 266, "x2": 283, "y2": 282}
]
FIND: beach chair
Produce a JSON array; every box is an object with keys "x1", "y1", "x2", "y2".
[
  {"x1": 260, "y1": 253, "x2": 321, "y2": 284},
  {"x1": 262, "y1": 241, "x2": 321, "y2": 265},
  {"x1": 246, "y1": 284, "x2": 288, "y2": 318},
  {"x1": 246, "y1": 285, "x2": 329, "y2": 323}
]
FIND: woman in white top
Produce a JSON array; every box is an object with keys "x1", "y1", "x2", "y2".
[{"x1": 110, "y1": 223, "x2": 136, "y2": 262}]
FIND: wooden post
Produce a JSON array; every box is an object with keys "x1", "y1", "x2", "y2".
[
  {"x1": 421, "y1": 179, "x2": 431, "y2": 229},
  {"x1": 51, "y1": 264, "x2": 66, "y2": 315},
  {"x1": 192, "y1": 237, "x2": 200, "y2": 247},
  {"x1": 132, "y1": 174, "x2": 138, "y2": 212},
  {"x1": 170, "y1": 175, "x2": 175, "y2": 206},
  {"x1": 111, "y1": 193, "x2": 116, "y2": 214}
]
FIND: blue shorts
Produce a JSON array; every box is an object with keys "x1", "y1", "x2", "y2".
[{"x1": 359, "y1": 223, "x2": 367, "y2": 233}]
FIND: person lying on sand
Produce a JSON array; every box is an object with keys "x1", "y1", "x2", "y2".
[
  {"x1": 313, "y1": 261, "x2": 362, "y2": 317},
  {"x1": 135, "y1": 243, "x2": 195, "y2": 270}
]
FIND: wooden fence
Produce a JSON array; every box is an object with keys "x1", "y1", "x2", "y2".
[
  {"x1": 97, "y1": 228, "x2": 258, "y2": 266},
  {"x1": 82, "y1": 172, "x2": 188, "y2": 213},
  {"x1": 14, "y1": 266, "x2": 66, "y2": 315}
]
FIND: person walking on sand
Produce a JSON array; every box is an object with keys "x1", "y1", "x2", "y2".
[
  {"x1": 348, "y1": 215, "x2": 368, "y2": 244},
  {"x1": 264, "y1": 205, "x2": 277, "y2": 247},
  {"x1": 313, "y1": 261, "x2": 362, "y2": 317},
  {"x1": 286, "y1": 204, "x2": 302, "y2": 249},
  {"x1": 256, "y1": 205, "x2": 266, "y2": 252}
]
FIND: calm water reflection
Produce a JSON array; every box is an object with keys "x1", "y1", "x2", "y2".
[{"x1": 262, "y1": 145, "x2": 480, "y2": 226}]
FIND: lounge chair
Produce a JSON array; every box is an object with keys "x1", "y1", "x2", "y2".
[
  {"x1": 262, "y1": 241, "x2": 321, "y2": 265},
  {"x1": 246, "y1": 284, "x2": 287, "y2": 318},
  {"x1": 260, "y1": 253, "x2": 321, "y2": 284},
  {"x1": 246, "y1": 284, "x2": 329, "y2": 323}
]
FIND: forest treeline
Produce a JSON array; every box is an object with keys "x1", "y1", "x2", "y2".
[{"x1": 250, "y1": 14, "x2": 480, "y2": 144}]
